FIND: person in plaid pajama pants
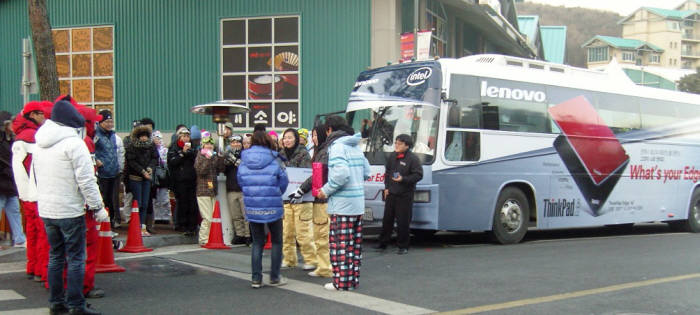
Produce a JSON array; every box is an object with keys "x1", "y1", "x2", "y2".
[{"x1": 317, "y1": 115, "x2": 370, "y2": 291}]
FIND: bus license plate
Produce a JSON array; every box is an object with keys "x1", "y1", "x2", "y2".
[{"x1": 363, "y1": 207, "x2": 373, "y2": 221}]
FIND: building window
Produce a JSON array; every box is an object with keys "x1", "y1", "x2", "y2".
[
  {"x1": 426, "y1": 0, "x2": 448, "y2": 57},
  {"x1": 587, "y1": 46, "x2": 608, "y2": 62},
  {"x1": 648, "y1": 55, "x2": 660, "y2": 64},
  {"x1": 684, "y1": 20, "x2": 694, "y2": 27},
  {"x1": 667, "y1": 21, "x2": 680, "y2": 30},
  {"x1": 621, "y1": 51, "x2": 635, "y2": 62},
  {"x1": 221, "y1": 16, "x2": 300, "y2": 129},
  {"x1": 53, "y1": 26, "x2": 115, "y2": 115}
]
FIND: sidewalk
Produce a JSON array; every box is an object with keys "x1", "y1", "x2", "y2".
[{"x1": 0, "y1": 223, "x2": 196, "y2": 264}]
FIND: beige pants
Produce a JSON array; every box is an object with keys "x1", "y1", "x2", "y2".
[
  {"x1": 226, "y1": 191, "x2": 249, "y2": 238},
  {"x1": 196, "y1": 196, "x2": 216, "y2": 245},
  {"x1": 282, "y1": 202, "x2": 316, "y2": 267},
  {"x1": 311, "y1": 203, "x2": 332, "y2": 277}
]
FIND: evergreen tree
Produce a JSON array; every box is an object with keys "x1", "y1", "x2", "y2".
[{"x1": 678, "y1": 69, "x2": 700, "y2": 94}]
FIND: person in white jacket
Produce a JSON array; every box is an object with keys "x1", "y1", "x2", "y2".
[{"x1": 33, "y1": 100, "x2": 107, "y2": 315}]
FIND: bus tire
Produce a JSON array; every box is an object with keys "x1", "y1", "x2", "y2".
[
  {"x1": 669, "y1": 189, "x2": 700, "y2": 232},
  {"x1": 490, "y1": 187, "x2": 529, "y2": 244}
]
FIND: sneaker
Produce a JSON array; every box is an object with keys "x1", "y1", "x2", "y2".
[
  {"x1": 49, "y1": 303, "x2": 68, "y2": 315},
  {"x1": 397, "y1": 248, "x2": 408, "y2": 255},
  {"x1": 68, "y1": 304, "x2": 101, "y2": 315},
  {"x1": 245, "y1": 237, "x2": 252, "y2": 247},
  {"x1": 86, "y1": 287, "x2": 105, "y2": 299},
  {"x1": 268, "y1": 277, "x2": 287, "y2": 287},
  {"x1": 26, "y1": 273, "x2": 34, "y2": 280},
  {"x1": 308, "y1": 271, "x2": 320, "y2": 277},
  {"x1": 281, "y1": 262, "x2": 292, "y2": 269},
  {"x1": 251, "y1": 280, "x2": 262, "y2": 289},
  {"x1": 33, "y1": 275, "x2": 42, "y2": 282},
  {"x1": 302, "y1": 264, "x2": 316, "y2": 271},
  {"x1": 13, "y1": 242, "x2": 26, "y2": 248},
  {"x1": 324, "y1": 283, "x2": 338, "y2": 291},
  {"x1": 232, "y1": 236, "x2": 246, "y2": 245}
]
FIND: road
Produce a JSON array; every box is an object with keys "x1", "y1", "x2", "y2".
[{"x1": 1, "y1": 224, "x2": 699, "y2": 314}]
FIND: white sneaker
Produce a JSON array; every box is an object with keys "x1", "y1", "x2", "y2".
[
  {"x1": 324, "y1": 283, "x2": 338, "y2": 291},
  {"x1": 281, "y1": 262, "x2": 291, "y2": 269},
  {"x1": 13, "y1": 242, "x2": 26, "y2": 248},
  {"x1": 268, "y1": 277, "x2": 287, "y2": 287},
  {"x1": 302, "y1": 264, "x2": 316, "y2": 270},
  {"x1": 308, "y1": 271, "x2": 319, "y2": 277}
]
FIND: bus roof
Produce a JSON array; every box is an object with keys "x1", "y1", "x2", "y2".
[{"x1": 435, "y1": 54, "x2": 700, "y2": 106}]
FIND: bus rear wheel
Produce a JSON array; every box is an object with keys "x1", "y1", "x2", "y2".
[
  {"x1": 669, "y1": 189, "x2": 700, "y2": 233},
  {"x1": 490, "y1": 187, "x2": 529, "y2": 244}
]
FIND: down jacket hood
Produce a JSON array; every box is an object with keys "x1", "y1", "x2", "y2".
[
  {"x1": 36, "y1": 120, "x2": 82, "y2": 149},
  {"x1": 242, "y1": 145, "x2": 279, "y2": 170},
  {"x1": 12, "y1": 115, "x2": 39, "y2": 143}
]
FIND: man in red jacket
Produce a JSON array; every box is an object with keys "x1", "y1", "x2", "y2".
[{"x1": 12, "y1": 101, "x2": 52, "y2": 284}]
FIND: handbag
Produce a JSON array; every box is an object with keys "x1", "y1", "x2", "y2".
[{"x1": 154, "y1": 165, "x2": 170, "y2": 188}]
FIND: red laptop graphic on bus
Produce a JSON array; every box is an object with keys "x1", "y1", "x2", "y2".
[{"x1": 549, "y1": 96, "x2": 630, "y2": 216}]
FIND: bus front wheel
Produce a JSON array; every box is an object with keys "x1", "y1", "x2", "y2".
[
  {"x1": 669, "y1": 189, "x2": 700, "y2": 232},
  {"x1": 490, "y1": 187, "x2": 529, "y2": 244}
]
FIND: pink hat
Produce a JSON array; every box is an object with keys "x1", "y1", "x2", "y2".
[{"x1": 268, "y1": 130, "x2": 278, "y2": 138}]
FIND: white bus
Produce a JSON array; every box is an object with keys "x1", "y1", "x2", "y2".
[{"x1": 346, "y1": 54, "x2": 700, "y2": 244}]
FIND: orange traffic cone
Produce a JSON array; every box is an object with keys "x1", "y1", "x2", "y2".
[
  {"x1": 203, "y1": 201, "x2": 230, "y2": 249},
  {"x1": 95, "y1": 216, "x2": 126, "y2": 273},
  {"x1": 118, "y1": 200, "x2": 153, "y2": 253},
  {"x1": 264, "y1": 233, "x2": 272, "y2": 249}
]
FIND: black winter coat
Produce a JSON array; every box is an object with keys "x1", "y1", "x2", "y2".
[
  {"x1": 384, "y1": 150, "x2": 423, "y2": 195},
  {"x1": 0, "y1": 131, "x2": 18, "y2": 196},
  {"x1": 167, "y1": 142, "x2": 197, "y2": 184},
  {"x1": 125, "y1": 127, "x2": 158, "y2": 180}
]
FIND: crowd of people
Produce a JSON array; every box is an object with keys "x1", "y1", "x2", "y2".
[{"x1": 1, "y1": 97, "x2": 426, "y2": 313}]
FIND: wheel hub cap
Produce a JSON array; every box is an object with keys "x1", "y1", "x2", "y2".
[{"x1": 500, "y1": 200, "x2": 522, "y2": 233}]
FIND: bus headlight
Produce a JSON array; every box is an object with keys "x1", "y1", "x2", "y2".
[{"x1": 414, "y1": 191, "x2": 430, "y2": 203}]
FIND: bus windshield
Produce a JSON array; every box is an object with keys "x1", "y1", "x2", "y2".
[{"x1": 348, "y1": 105, "x2": 439, "y2": 165}]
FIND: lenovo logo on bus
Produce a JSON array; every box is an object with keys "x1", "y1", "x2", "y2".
[
  {"x1": 406, "y1": 67, "x2": 432, "y2": 86},
  {"x1": 480, "y1": 81, "x2": 546, "y2": 103}
]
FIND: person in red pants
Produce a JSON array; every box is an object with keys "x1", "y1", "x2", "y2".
[
  {"x1": 57, "y1": 95, "x2": 106, "y2": 299},
  {"x1": 11, "y1": 101, "x2": 52, "y2": 284}
]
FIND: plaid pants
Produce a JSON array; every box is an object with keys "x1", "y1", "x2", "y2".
[{"x1": 329, "y1": 214, "x2": 362, "y2": 290}]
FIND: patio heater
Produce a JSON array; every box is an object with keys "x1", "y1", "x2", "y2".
[{"x1": 190, "y1": 101, "x2": 248, "y2": 245}]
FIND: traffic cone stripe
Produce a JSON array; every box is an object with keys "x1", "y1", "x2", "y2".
[
  {"x1": 202, "y1": 201, "x2": 230, "y2": 250},
  {"x1": 95, "y1": 209, "x2": 126, "y2": 273},
  {"x1": 118, "y1": 200, "x2": 153, "y2": 253}
]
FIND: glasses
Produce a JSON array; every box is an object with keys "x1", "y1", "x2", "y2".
[{"x1": 202, "y1": 138, "x2": 215, "y2": 144}]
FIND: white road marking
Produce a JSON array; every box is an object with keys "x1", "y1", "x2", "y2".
[
  {"x1": 0, "y1": 289, "x2": 25, "y2": 301},
  {"x1": 173, "y1": 259, "x2": 436, "y2": 315},
  {"x1": 0, "y1": 308, "x2": 45, "y2": 314}
]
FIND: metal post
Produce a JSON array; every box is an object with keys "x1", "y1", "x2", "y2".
[
  {"x1": 22, "y1": 38, "x2": 31, "y2": 105},
  {"x1": 413, "y1": 0, "x2": 419, "y2": 60}
]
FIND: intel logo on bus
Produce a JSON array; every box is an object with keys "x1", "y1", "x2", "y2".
[
  {"x1": 406, "y1": 67, "x2": 432, "y2": 86},
  {"x1": 480, "y1": 81, "x2": 546, "y2": 103}
]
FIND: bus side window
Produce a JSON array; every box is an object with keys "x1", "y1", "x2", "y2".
[{"x1": 445, "y1": 130, "x2": 480, "y2": 161}]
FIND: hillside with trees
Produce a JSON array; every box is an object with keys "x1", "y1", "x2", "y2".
[{"x1": 516, "y1": 2, "x2": 623, "y2": 67}]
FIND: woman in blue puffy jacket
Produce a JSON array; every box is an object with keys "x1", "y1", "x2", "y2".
[{"x1": 237, "y1": 131, "x2": 289, "y2": 288}]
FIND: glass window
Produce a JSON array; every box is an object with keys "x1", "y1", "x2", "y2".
[
  {"x1": 221, "y1": 16, "x2": 300, "y2": 129},
  {"x1": 648, "y1": 55, "x2": 660, "y2": 63},
  {"x1": 426, "y1": 0, "x2": 447, "y2": 57},
  {"x1": 621, "y1": 51, "x2": 635, "y2": 61},
  {"x1": 445, "y1": 131, "x2": 480, "y2": 161},
  {"x1": 588, "y1": 47, "x2": 608, "y2": 62},
  {"x1": 596, "y1": 93, "x2": 640, "y2": 133},
  {"x1": 53, "y1": 26, "x2": 115, "y2": 116}
]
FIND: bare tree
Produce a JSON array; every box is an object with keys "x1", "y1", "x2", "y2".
[{"x1": 27, "y1": 0, "x2": 59, "y2": 101}]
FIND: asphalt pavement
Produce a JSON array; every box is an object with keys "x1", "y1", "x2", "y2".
[{"x1": 1, "y1": 223, "x2": 699, "y2": 314}]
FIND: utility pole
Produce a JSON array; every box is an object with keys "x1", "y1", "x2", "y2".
[{"x1": 27, "y1": 0, "x2": 59, "y2": 101}]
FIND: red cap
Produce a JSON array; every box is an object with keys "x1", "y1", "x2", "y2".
[
  {"x1": 21, "y1": 101, "x2": 45, "y2": 116},
  {"x1": 40, "y1": 101, "x2": 54, "y2": 119}
]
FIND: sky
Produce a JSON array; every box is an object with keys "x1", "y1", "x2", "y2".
[{"x1": 525, "y1": 0, "x2": 684, "y2": 16}]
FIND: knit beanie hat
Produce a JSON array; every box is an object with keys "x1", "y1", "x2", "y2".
[
  {"x1": 190, "y1": 125, "x2": 201, "y2": 140},
  {"x1": 51, "y1": 100, "x2": 85, "y2": 128}
]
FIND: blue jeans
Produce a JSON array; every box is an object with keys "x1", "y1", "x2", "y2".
[
  {"x1": 0, "y1": 195, "x2": 25, "y2": 245},
  {"x1": 43, "y1": 216, "x2": 86, "y2": 309},
  {"x1": 129, "y1": 179, "x2": 151, "y2": 225},
  {"x1": 249, "y1": 219, "x2": 283, "y2": 283}
]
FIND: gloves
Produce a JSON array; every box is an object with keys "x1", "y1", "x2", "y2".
[
  {"x1": 95, "y1": 208, "x2": 109, "y2": 222},
  {"x1": 288, "y1": 188, "x2": 304, "y2": 204}
]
